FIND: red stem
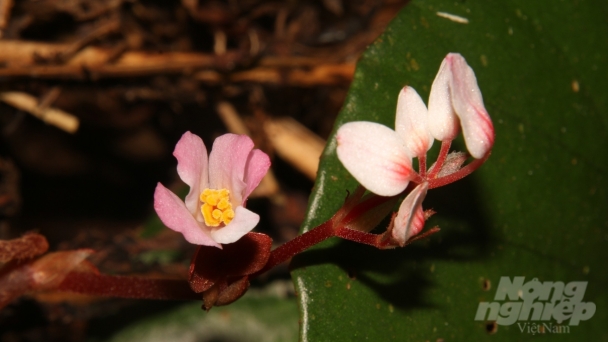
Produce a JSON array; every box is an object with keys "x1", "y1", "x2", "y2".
[
  {"x1": 404, "y1": 227, "x2": 441, "y2": 245},
  {"x1": 418, "y1": 154, "x2": 427, "y2": 178},
  {"x1": 58, "y1": 272, "x2": 199, "y2": 300},
  {"x1": 253, "y1": 220, "x2": 335, "y2": 276},
  {"x1": 334, "y1": 226, "x2": 380, "y2": 247},
  {"x1": 427, "y1": 140, "x2": 452, "y2": 179}
]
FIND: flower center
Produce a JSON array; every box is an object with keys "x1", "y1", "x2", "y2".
[{"x1": 200, "y1": 188, "x2": 235, "y2": 227}]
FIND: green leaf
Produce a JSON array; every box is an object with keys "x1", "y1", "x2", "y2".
[
  {"x1": 102, "y1": 282, "x2": 298, "y2": 342},
  {"x1": 291, "y1": 0, "x2": 608, "y2": 340}
]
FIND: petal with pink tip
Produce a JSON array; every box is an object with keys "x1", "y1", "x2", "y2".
[
  {"x1": 336, "y1": 121, "x2": 414, "y2": 197},
  {"x1": 209, "y1": 206, "x2": 260, "y2": 244},
  {"x1": 153, "y1": 183, "x2": 220, "y2": 248},
  {"x1": 242, "y1": 149, "x2": 271, "y2": 202},
  {"x1": 427, "y1": 55, "x2": 460, "y2": 142},
  {"x1": 448, "y1": 54, "x2": 495, "y2": 158},
  {"x1": 208, "y1": 134, "x2": 252, "y2": 205},
  {"x1": 173, "y1": 132, "x2": 209, "y2": 214},
  {"x1": 393, "y1": 182, "x2": 428, "y2": 246},
  {"x1": 395, "y1": 86, "x2": 434, "y2": 158}
]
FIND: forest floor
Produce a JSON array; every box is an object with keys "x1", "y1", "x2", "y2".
[{"x1": 0, "y1": 1, "x2": 407, "y2": 341}]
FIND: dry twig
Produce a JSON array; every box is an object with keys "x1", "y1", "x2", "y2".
[
  {"x1": 264, "y1": 117, "x2": 325, "y2": 180},
  {"x1": 0, "y1": 91, "x2": 80, "y2": 133},
  {"x1": 0, "y1": 0, "x2": 13, "y2": 36}
]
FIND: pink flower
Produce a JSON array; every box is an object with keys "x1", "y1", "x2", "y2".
[
  {"x1": 336, "y1": 53, "x2": 494, "y2": 242},
  {"x1": 154, "y1": 132, "x2": 270, "y2": 248},
  {"x1": 336, "y1": 53, "x2": 494, "y2": 197}
]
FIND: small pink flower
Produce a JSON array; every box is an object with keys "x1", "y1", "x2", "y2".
[
  {"x1": 336, "y1": 53, "x2": 494, "y2": 196},
  {"x1": 154, "y1": 132, "x2": 270, "y2": 248},
  {"x1": 336, "y1": 53, "x2": 494, "y2": 242}
]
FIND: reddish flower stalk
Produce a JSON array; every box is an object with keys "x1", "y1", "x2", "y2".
[
  {"x1": 57, "y1": 273, "x2": 199, "y2": 300},
  {"x1": 42, "y1": 192, "x2": 395, "y2": 302},
  {"x1": 252, "y1": 221, "x2": 335, "y2": 277},
  {"x1": 255, "y1": 183, "x2": 438, "y2": 275},
  {"x1": 426, "y1": 140, "x2": 452, "y2": 179}
]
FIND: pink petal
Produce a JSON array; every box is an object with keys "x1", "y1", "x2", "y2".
[
  {"x1": 208, "y1": 134, "x2": 253, "y2": 206},
  {"x1": 427, "y1": 56, "x2": 460, "y2": 142},
  {"x1": 154, "y1": 183, "x2": 220, "y2": 248},
  {"x1": 448, "y1": 53, "x2": 495, "y2": 159},
  {"x1": 336, "y1": 121, "x2": 414, "y2": 197},
  {"x1": 393, "y1": 182, "x2": 428, "y2": 246},
  {"x1": 395, "y1": 86, "x2": 434, "y2": 158},
  {"x1": 209, "y1": 206, "x2": 260, "y2": 244},
  {"x1": 242, "y1": 149, "x2": 271, "y2": 202},
  {"x1": 428, "y1": 54, "x2": 494, "y2": 158},
  {"x1": 173, "y1": 132, "x2": 209, "y2": 214}
]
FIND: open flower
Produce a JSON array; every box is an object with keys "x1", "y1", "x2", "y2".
[
  {"x1": 336, "y1": 53, "x2": 494, "y2": 243},
  {"x1": 154, "y1": 132, "x2": 270, "y2": 248}
]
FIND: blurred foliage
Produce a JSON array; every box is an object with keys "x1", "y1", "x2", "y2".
[
  {"x1": 102, "y1": 282, "x2": 298, "y2": 342},
  {"x1": 136, "y1": 249, "x2": 181, "y2": 266}
]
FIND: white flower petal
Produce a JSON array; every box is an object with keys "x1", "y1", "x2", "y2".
[
  {"x1": 395, "y1": 86, "x2": 434, "y2": 158},
  {"x1": 427, "y1": 56, "x2": 460, "y2": 142},
  {"x1": 209, "y1": 206, "x2": 260, "y2": 244},
  {"x1": 393, "y1": 182, "x2": 428, "y2": 246},
  {"x1": 336, "y1": 121, "x2": 414, "y2": 197},
  {"x1": 448, "y1": 53, "x2": 495, "y2": 158}
]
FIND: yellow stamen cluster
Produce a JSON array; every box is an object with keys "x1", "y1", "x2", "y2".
[{"x1": 200, "y1": 188, "x2": 235, "y2": 227}]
